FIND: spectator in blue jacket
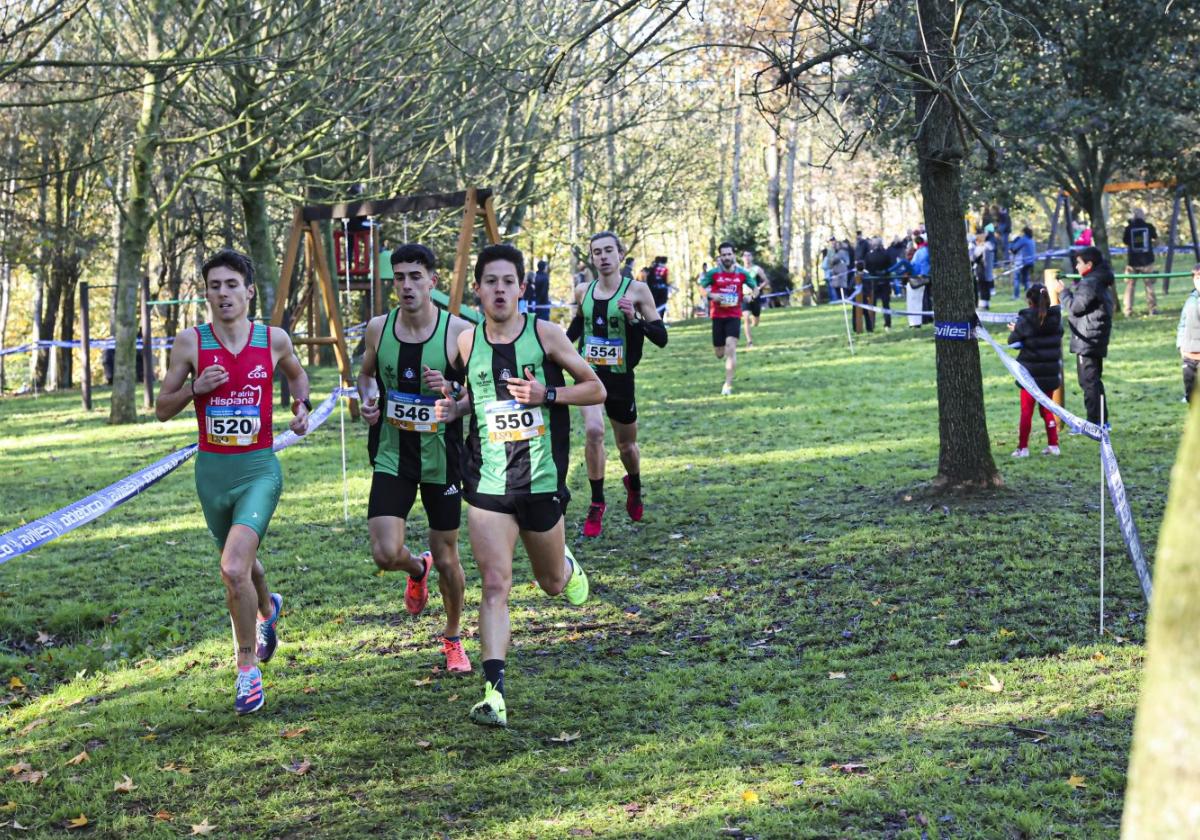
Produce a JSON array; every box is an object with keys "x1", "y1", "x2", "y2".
[{"x1": 1008, "y1": 226, "x2": 1037, "y2": 299}]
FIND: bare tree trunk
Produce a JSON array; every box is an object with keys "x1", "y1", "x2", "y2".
[
  {"x1": 765, "y1": 137, "x2": 781, "y2": 256},
  {"x1": 915, "y1": 0, "x2": 1001, "y2": 490},
  {"x1": 569, "y1": 96, "x2": 582, "y2": 245},
  {"x1": 1122, "y1": 401, "x2": 1200, "y2": 837},
  {"x1": 241, "y1": 186, "x2": 279, "y2": 319},
  {"x1": 802, "y1": 133, "x2": 815, "y2": 301},
  {"x1": 58, "y1": 273, "x2": 78, "y2": 388},
  {"x1": 0, "y1": 130, "x2": 17, "y2": 392},
  {"x1": 111, "y1": 53, "x2": 168, "y2": 424},
  {"x1": 30, "y1": 144, "x2": 49, "y2": 389},
  {"x1": 781, "y1": 120, "x2": 798, "y2": 271},
  {"x1": 730, "y1": 68, "x2": 742, "y2": 218}
]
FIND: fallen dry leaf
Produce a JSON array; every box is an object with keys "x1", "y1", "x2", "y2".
[
  {"x1": 35, "y1": 632, "x2": 54, "y2": 645},
  {"x1": 114, "y1": 774, "x2": 137, "y2": 793},
  {"x1": 10, "y1": 820, "x2": 29, "y2": 831},
  {"x1": 65, "y1": 751, "x2": 89, "y2": 766},
  {"x1": 0, "y1": 801, "x2": 17, "y2": 813},
  {"x1": 14, "y1": 770, "x2": 47, "y2": 785},
  {"x1": 17, "y1": 718, "x2": 48, "y2": 737},
  {"x1": 280, "y1": 727, "x2": 310, "y2": 739},
  {"x1": 550, "y1": 731, "x2": 582, "y2": 743},
  {"x1": 302, "y1": 686, "x2": 316, "y2": 694},
  {"x1": 65, "y1": 813, "x2": 89, "y2": 829},
  {"x1": 283, "y1": 759, "x2": 311, "y2": 776},
  {"x1": 447, "y1": 694, "x2": 459, "y2": 702},
  {"x1": 828, "y1": 672, "x2": 847, "y2": 679},
  {"x1": 191, "y1": 818, "x2": 216, "y2": 835},
  {"x1": 8, "y1": 676, "x2": 26, "y2": 690},
  {"x1": 412, "y1": 677, "x2": 432, "y2": 687},
  {"x1": 623, "y1": 802, "x2": 643, "y2": 816},
  {"x1": 140, "y1": 734, "x2": 157, "y2": 742},
  {"x1": 741, "y1": 790, "x2": 760, "y2": 804},
  {"x1": 831, "y1": 763, "x2": 869, "y2": 773},
  {"x1": 982, "y1": 673, "x2": 1004, "y2": 693},
  {"x1": 7, "y1": 762, "x2": 32, "y2": 775},
  {"x1": 1092, "y1": 651, "x2": 1106, "y2": 662},
  {"x1": 946, "y1": 638, "x2": 966, "y2": 649},
  {"x1": 1066, "y1": 774, "x2": 1087, "y2": 789},
  {"x1": 154, "y1": 810, "x2": 173, "y2": 822},
  {"x1": 415, "y1": 740, "x2": 432, "y2": 749}
]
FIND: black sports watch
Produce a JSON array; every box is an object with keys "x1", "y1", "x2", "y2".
[
  {"x1": 544, "y1": 387, "x2": 557, "y2": 406},
  {"x1": 293, "y1": 397, "x2": 313, "y2": 413}
]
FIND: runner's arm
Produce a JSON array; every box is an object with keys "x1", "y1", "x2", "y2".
[
  {"x1": 435, "y1": 329, "x2": 474, "y2": 422},
  {"x1": 154, "y1": 329, "x2": 199, "y2": 422},
  {"x1": 619, "y1": 283, "x2": 668, "y2": 347},
  {"x1": 357, "y1": 316, "x2": 385, "y2": 425},
  {"x1": 271, "y1": 328, "x2": 311, "y2": 434},
  {"x1": 524, "y1": 321, "x2": 605, "y2": 407}
]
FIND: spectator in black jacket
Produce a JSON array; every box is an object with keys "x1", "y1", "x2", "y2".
[
  {"x1": 1121, "y1": 208, "x2": 1159, "y2": 317},
  {"x1": 1050, "y1": 246, "x2": 1114, "y2": 426},
  {"x1": 1007, "y1": 284, "x2": 1062, "y2": 456},
  {"x1": 862, "y1": 238, "x2": 894, "y2": 331}
]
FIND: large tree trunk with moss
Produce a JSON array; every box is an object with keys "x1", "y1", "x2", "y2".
[
  {"x1": 110, "y1": 60, "x2": 166, "y2": 424},
  {"x1": 1122, "y1": 400, "x2": 1200, "y2": 835},
  {"x1": 241, "y1": 184, "x2": 279, "y2": 320},
  {"x1": 914, "y1": 0, "x2": 1001, "y2": 490}
]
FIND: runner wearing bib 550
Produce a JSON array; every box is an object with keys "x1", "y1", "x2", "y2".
[
  {"x1": 358, "y1": 243, "x2": 473, "y2": 675},
  {"x1": 156, "y1": 248, "x2": 310, "y2": 716},
  {"x1": 567, "y1": 231, "x2": 668, "y2": 538},
  {"x1": 435, "y1": 243, "x2": 606, "y2": 728}
]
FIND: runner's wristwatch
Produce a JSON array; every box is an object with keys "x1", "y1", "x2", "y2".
[
  {"x1": 292, "y1": 397, "x2": 312, "y2": 413},
  {"x1": 544, "y1": 387, "x2": 557, "y2": 406}
]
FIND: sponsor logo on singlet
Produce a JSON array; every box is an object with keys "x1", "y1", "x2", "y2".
[
  {"x1": 209, "y1": 384, "x2": 263, "y2": 407},
  {"x1": 248, "y1": 364, "x2": 268, "y2": 379}
]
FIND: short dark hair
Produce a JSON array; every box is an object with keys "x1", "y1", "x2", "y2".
[
  {"x1": 390, "y1": 243, "x2": 437, "y2": 272},
  {"x1": 1075, "y1": 246, "x2": 1103, "y2": 266},
  {"x1": 202, "y1": 248, "x2": 254, "y2": 286},
  {"x1": 1023, "y1": 226, "x2": 1033, "y2": 237},
  {"x1": 474, "y1": 243, "x2": 525, "y2": 283},
  {"x1": 589, "y1": 231, "x2": 625, "y2": 254},
  {"x1": 717, "y1": 241, "x2": 735, "y2": 253}
]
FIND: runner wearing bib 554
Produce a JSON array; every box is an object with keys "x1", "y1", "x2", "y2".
[
  {"x1": 156, "y1": 248, "x2": 311, "y2": 716},
  {"x1": 567, "y1": 231, "x2": 668, "y2": 538}
]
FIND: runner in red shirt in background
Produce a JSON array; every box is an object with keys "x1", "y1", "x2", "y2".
[{"x1": 700, "y1": 242, "x2": 758, "y2": 395}]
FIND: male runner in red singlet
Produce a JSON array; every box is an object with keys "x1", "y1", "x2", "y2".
[{"x1": 157, "y1": 249, "x2": 311, "y2": 715}]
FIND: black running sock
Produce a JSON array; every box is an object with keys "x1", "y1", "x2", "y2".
[
  {"x1": 483, "y1": 659, "x2": 505, "y2": 695},
  {"x1": 443, "y1": 635, "x2": 460, "y2": 643},
  {"x1": 589, "y1": 478, "x2": 605, "y2": 505},
  {"x1": 627, "y1": 473, "x2": 641, "y2": 494}
]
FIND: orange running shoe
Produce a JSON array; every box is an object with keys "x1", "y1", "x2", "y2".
[
  {"x1": 441, "y1": 636, "x2": 472, "y2": 673},
  {"x1": 404, "y1": 551, "x2": 433, "y2": 615}
]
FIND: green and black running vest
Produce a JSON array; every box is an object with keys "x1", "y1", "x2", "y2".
[
  {"x1": 368, "y1": 307, "x2": 463, "y2": 485},
  {"x1": 579, "y1": 275, "x2": 644, "y2": 378},
  {"x1": 464, "y1": 315, "x2": 569, "y2": 496}
]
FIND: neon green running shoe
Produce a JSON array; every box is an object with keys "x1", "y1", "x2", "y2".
[
  {"x1": 562, "y1": 547, "x2": 589, "y2": 606},
  {"x1": 469, "y1": 681, "x2": 507, "y2": 727}
]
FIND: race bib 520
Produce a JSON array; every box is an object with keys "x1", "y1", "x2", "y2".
[
  {"x1": 206, "y1": 406, "x2": 261, "y2": 446},
  {"x1": 584, "y1": 336, "x2": 624, "y2": 366},
  {"x1": 386, "y1": 390, "x2": 439, "y2": 433},
  {"x1": 484, "y1": 400, "x2": 546, "y2": 444}
]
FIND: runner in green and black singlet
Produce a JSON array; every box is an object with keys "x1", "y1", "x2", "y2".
[
  {"x1": 435, "y1": 243, "x2": 606, "y2": 728},
  {"x1": 568, "y1": 231, "x2": 667, "y2": 537},
  {"x1": 156, "y1": 248, "x2": 311, "y2": 716},
  {"x1": 358, "y1": 243, "x2": 473, "y2": 675}
]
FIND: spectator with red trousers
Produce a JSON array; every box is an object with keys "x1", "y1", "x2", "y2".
[{"x1": 1007, "y1": 284, "x2": 1062, "y2": 457}]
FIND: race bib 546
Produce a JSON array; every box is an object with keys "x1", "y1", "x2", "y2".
[{"x1": 386, "y1": 390, "x2": 439, "y2": 433}]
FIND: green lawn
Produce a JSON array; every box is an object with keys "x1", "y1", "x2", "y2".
[{"x1": 0, "y1": 297, "x2": 1186, "y2": 838}]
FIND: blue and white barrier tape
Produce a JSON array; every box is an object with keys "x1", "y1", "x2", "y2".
[
  {"x1": 975, "y1": 324, "x2": 1150, "y2": 601},
  {"x1": 0, "y1": 387, "x2": 353, "y2": 564}
]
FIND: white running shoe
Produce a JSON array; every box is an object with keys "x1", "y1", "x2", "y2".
[
  {"x1": 1011, "y1": 448, "x2": 1029, "y2": 458},
  {"x1": 1042, "y1": 445, "x2": 1061, "y2": 456},
  {"x1": 721, "y1": 384, "x2": 733, "y2": 396}
]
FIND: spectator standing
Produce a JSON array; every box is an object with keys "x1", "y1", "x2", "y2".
[
  {"x1": 1122, "y1": 207, "x2": 1159, "y2": 316},
  {"x1": 863, "y1": 237, "x2": 894, "y2": 331},
  {"x1": 1008, "y1": 226, "x2": 1036, "y2": 299},
  {"x1": 1006, "y1": 284, "x2": 1062, "y2": 457},
  {"x1": 996, "y1": 205, "x2": 1012, "y2": 259},
  {"x1": 823, "y1": 238, "x2": 849, "y2": 301},
  {"x1": 648, "y1": 256, "x2": 670, "y2": 316},
  {"x1": 1177, "y1": 265, "x2": 1200, "y2": 403},
  {"x1": 1051, "y1": 246, "x2": 1114, "y2": 426},
  {"x1": 621, "y1": 257, "x2": 635, "y2": 281},
  {"x1": 533, "y1": 259, "x2": 551, "y2": 320},
  {"x1": 910, "y1": 236, "x2": 932, "y2": 325}
]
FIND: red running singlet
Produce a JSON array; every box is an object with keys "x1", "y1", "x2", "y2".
[{"x1": 193, "y1": 322, "x2": 274, "y2": 454}]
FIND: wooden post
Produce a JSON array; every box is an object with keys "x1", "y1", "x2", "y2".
[
  {"x1": 481, "y1": 193, "x2": 501, "y2": 245},
  {"x1": 1045, "y1": 268, "x2": 1066, "y2": 408},
  {"x1": 305, "y1": 236, "x2": 316, "y2": 367},
  {"x1": 140, "y1": 275, "x2": 155, "y2": 408},
  {"x1": 79, "y1": 281, "x2": 92, "y2": 411},
  {"x1": 272, "y1": 207, "x2": 304, "y2": 328},
  {"x1": 308, "y1": 220, "x2": 358, "y2": 419},
  {"x1": 450, "y1": 187, "x2": 479, "y2": 316}
]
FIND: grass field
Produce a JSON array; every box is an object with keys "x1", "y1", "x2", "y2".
[{"x1": 0, "y1": 296, "x2": 1188, "y2": 838}]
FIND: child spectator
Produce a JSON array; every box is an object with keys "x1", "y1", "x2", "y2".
[
  {"x1": 1007, "y1": 284, "x2": 1063, "y2": 456},
  {"x1": 1178, "y1": 265, "x2": 1200, "y2": 403}
]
